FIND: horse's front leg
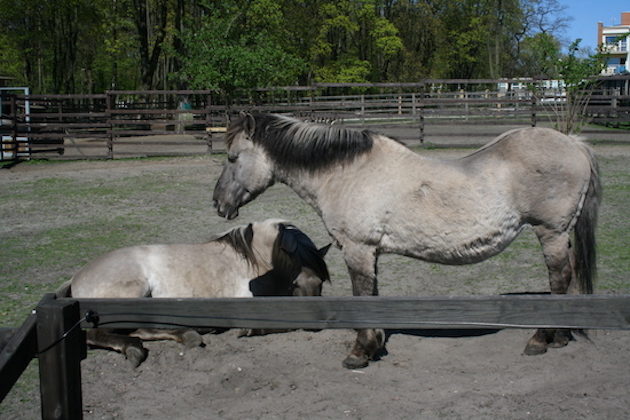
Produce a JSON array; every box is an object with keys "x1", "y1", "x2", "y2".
[
  {"x1": 87, "y1": 329, "x2": 148, "y2": 368},
  {"x1": 130, "y1": 328, "x2": 204, "y2": 348},
  {"x1": 341, "y1": 243, "x2": 385, "y2": 369}
]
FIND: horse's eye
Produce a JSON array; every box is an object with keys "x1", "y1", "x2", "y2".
[{"x1": 228, "y1": 154, "x2": 238, "y2": 163}]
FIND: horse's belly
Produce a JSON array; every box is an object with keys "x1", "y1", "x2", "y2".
[{"x1": 383, "y1": 216, "x2": 525, "y2": 265}]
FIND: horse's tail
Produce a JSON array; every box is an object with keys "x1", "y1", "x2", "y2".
[
  {"x1": 55, "y1": 279, "x2": 73, "y2": 298},
  {"x1": 573, "y1": 143, "x2": 602, "y2": 294}
]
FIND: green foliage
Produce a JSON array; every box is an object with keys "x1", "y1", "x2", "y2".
[
  {"x1": 519, "y1": 32, "x2": 562, "y2": 78},
  {"x1": 315, "y1": 57, "x2": 371, "y2": 83},
  {"x1": 558, "y1": 40, "x2": 606, "y2": 90},
  {"x1": 0, "y1": 0, "x2": 578, "y2": 92},
  {"x1": 0, "y1": 33, "x2": 24, "y2": 83},
  {"x1": 175, "y1": 0, "x2": 305, "y2": 97},
  {"x1": 552, "y1": 40, "x2": 606, "y2": 134}
]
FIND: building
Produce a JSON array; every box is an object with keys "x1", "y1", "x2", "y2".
[{"x1": 598, "y1": 12, "x2": 630, "y2": 75}]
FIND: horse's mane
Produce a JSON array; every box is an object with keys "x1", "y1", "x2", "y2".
[
  {"x1": 215, "y1": 221, "x2": 329, "y2": 296},
  {"x1": 227, "y1": 113, "x2": 374, "y2": 170},
  {"x1": 213, "y1": 221, "x2": 329, "y2": 284},
  {"x1": 214, "y1": 224, "x2": 258, "y2": 268}
]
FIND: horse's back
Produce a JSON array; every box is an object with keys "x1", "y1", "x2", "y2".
[
  {"x1": 465, "y1": 127, "x2": 595, "y2": 229},
  {"x1": 70, "y1": 246, "x2": 153, "y2": 298},
  {"x1": 70, "y1": 242, "x2": 253, "y2": 299}
]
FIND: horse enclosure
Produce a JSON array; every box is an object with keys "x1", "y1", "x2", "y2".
[
  {"x1": 1, "y1": 79, "x2": 629, "y2": 419},
  {"x1": 1, "y1": 78, "x2": 629, "y2": 161},
  {"x1": 2, "y1": 293, "x2": 630, "y2": 418}
]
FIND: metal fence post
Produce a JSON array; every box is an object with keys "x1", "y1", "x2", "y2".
[{"x1": 36, "y1": 294, "x2": 86, "y2": 420}]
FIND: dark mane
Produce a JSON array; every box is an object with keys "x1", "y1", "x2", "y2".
[
  {"x1": 214, "y1": 225, "x2": 258, "y2": 268},
  {"x1": 227, "y1": 113, "x2": 374, "y2": 170}
]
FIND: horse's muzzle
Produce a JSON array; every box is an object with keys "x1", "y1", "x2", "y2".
[{"x1": 215, "y1": 201, "x2": 240, "y2": 220}]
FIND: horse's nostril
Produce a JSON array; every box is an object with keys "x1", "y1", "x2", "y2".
[{"x1": 212, "y1": 200, "x2": 218, "y2": 208}]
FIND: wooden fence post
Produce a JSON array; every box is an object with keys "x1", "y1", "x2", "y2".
[
  {"x1": 106, "y1": 92, "x2": 114, "y2": 159},
  {"x1": 205, "y1": 94, "x2": 213, "y2": 154},
  {"x1": 360, "y1": 94, "x2": 365, "y2": 128},
  {"x1": 10, "y1": 94, "x2": 19, "y2": 160},
  {"x1": 531, "y1": 95, "x2": 537, "y2": 127},
  {"x1": 416, "y1": 95, "x2": 424, "y2": 144},
  {"x1": 36, "y1": 294, "x2": 86, "y2": 420}
]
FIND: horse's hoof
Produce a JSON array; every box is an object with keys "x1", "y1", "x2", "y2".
[
  {"x1": 342, "y1": 354, "x2": 369, "y2": 369},
  {"x1": 238, "y1": 328, "x2": 252, "y2": 337},
  {"x1": 125, "y1": 346, "x2": 148, "y2": 368},
  {"x1": 182, "y1": 330, "x2": 203, "y2": 348},
  {"x1": 523, "y1": 341, "x2": 548, "y2": 356},
  {"x1": 548, "y1": 330, "x2": 571, "y2": 348}
]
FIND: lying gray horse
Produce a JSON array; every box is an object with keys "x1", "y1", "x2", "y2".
[
  {"x1": 58, "y1": 219, "x2": 330, "y2": 367},
  {"x1": 213, "y1": 112, "x2": 601, "y2": 369}
]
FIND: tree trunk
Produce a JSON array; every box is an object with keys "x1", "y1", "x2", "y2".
[{"x1": 132, "y1": 0, "x2": 169, "y2": 89}]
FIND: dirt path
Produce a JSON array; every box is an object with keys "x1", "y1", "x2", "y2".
[{"x1": 1, "y1": 144, "x2": 629, "y2": 419}]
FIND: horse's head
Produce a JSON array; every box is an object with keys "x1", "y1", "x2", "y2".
[
  {"x1": 247, "y1": 219, "x2": 331, "y2": 297},
  {"x1": 213, "y1": 112, "x2": 275, "y2": 220}
]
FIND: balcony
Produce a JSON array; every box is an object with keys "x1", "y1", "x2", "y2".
[
  {"x1": 603, "y1": 42, "x2": 628, "y2": 54},
  {"x1": 602, "y1": 65, "x2": 627, "y2": 75}
]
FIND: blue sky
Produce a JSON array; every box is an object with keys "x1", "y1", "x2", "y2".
[{"x1": 559, "y1": 0, "x2": 630, "y2": 51}]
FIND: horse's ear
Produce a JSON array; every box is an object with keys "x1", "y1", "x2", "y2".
[
  {"x1": 244, "y1": 223, "x2": 254, "y2": 245},
  {"x1": 318, "y1": 243, "x2": 332, "y2": 258},
  {"x1": 244, "y1": 112, "x2": 255, "y2": 135},
  {"x1": 278, "y1": 224, "x2": 298, "y2": 253}
]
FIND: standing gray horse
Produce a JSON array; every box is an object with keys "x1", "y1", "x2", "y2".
[
  {"x1": 213, "y1": 112, "x2": 601, "y2": 369},
  {"x1": 58, "y1": 219, "x2": 330, "y2": 367}
]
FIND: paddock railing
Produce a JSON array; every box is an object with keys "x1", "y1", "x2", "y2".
[
  {"x1": 1, "y1": 293, "x2": 630, "y2": 418},
  {"x1": 2, "y1": 78, "x2": 629, "y2": 161}
]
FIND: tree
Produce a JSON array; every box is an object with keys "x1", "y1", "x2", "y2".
[
  {"x1": 131, "y1": 0, "x2": 169, "y2": 90},
  {"x1": 175, "y1": 0, "x2": 305, "y2": 100},
  {"x1": 518, "y1": 32, "x2": 561, "y2": 78},
  {"x1": 548, "y1": 40, "x2": 605, "y2": 134}
]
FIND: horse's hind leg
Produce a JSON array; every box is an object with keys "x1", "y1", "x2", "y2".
[
  {"x1": 87, "y1": 329, "x2": 148, "y2": 367},
  {"x1": 524, "y1": 228, "x2": 575, "y2": 355}
]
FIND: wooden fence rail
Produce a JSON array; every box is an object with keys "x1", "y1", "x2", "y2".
[
  {"x1": 1, "y1": 293, "x2": 630, "y2": 418},
  {"x1": 1, "y1": 81, "x2": 629, "y2": 161}
]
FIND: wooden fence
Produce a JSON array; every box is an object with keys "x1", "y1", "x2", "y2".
[
  {"x1": 1, "y1": 293, "x2": 630, "y2": 418},
  {"x1": 2, "y1": 78, "x2": 629, "y2": 161}
]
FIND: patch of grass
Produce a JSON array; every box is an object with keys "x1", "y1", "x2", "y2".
[
  {"x1": 0, "y1": 219, "x2": 150, "y2": 326},
  {"x1": 0, "y1": 360, "x2": 40, "y2": 418}
]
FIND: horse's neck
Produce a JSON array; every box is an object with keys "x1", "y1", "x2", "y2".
[
  {"x1": 276, "y1": 170, "x2": 328, "y2": 213},
  {"x1": 274, "y1": 136, "x2": 418, "y2": 212}
]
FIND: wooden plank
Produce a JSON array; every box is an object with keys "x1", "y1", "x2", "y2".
[
  {"x1": 25, "y1": 133, "x2": 108, "y2": 140},
  {"x1": 0, "y1": 313, "x2": 38, "y2": 403},
  {"x1": 20, "y1": 112, "x2": 108, "y2": 118},
  {"x1": 72, "y1": 295, "x2": 630, "y2": 331},
  {"x1": 108, "y1": 89, "x2": 215, "y2": 95},
  {"x1": 111, "y1": 131, "x2": 208, "y2": 137},
  {"x1": 113, "y1": 140, "x2": 207, "y2": 146},
  {"x1": 22, "y1": 122, "x2": 111, "y2": 129},
  {"x1": 109, "y1": 108, "x2": 208, "y2": 115},
  {"x1": 109, "y1": 119, "x2": 204, "y2": 125},
  {"x1": 17, "y1": 94, "x2": 107, "y2": 100},
  {"x1": 36, "y1": 294, "x2": 86, "y2": 420}
]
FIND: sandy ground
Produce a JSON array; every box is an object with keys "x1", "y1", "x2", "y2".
[{"x1": 1, "y1": 139, "x2": 629, "y2": 419}]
